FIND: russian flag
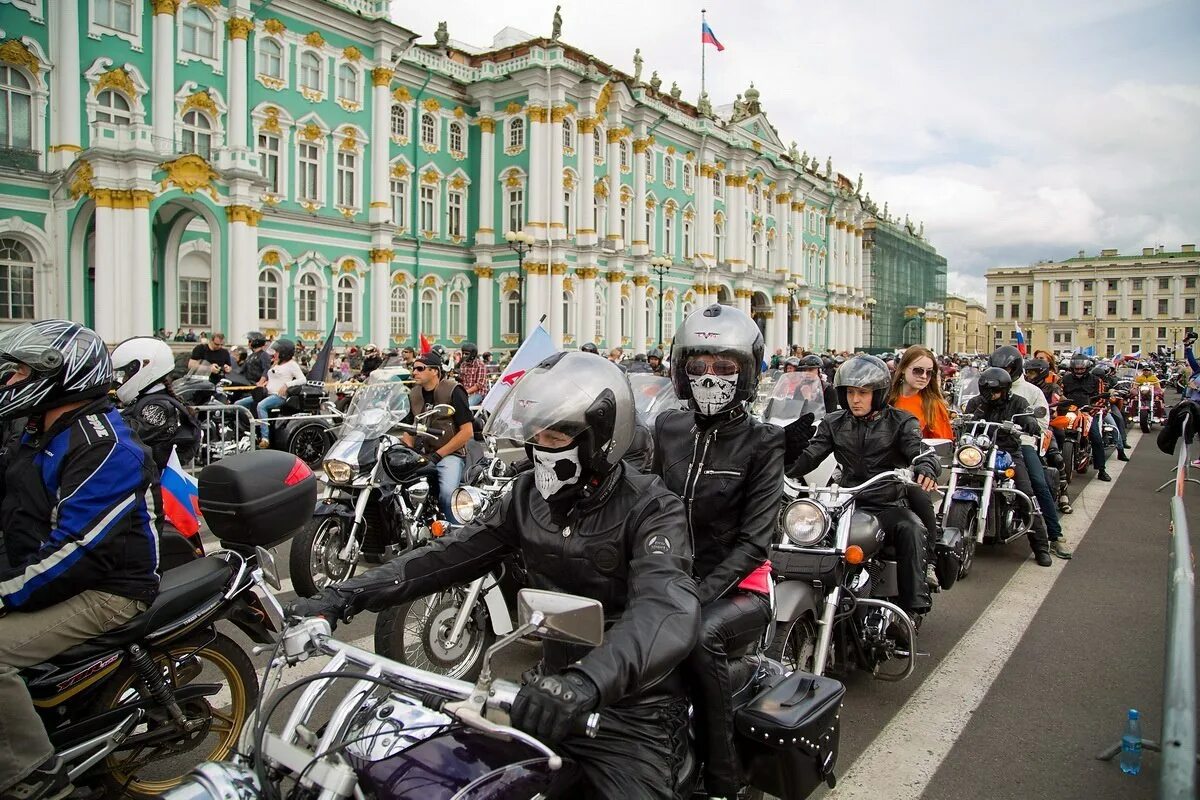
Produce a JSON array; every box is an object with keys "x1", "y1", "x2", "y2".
[
  {"x1": 1013, "y1": 321, "x2": 1027, "y2": 356},
  {"x1": 702, "y1": 21, "x2": 724, "y2": 51},
  {"x1": 161, "y1": 447, "x2": 201, "y2": 539},
  {"x1": 419, "y1": 333, "x2": 432, "y2": 355}
]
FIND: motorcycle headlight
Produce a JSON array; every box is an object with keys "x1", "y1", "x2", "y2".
[
  {"x1": 779, "y1": 500, "x2": 829, "y2": 546},
  {"x1": 322, "y1": 459, "x2": 354, "y2": 485},
  {"x1": 956, "y1": 445, "x2": 984, "y2": 469},
  {"x1": 451, "y1": 486, "x2": 485, "y2": 524}
]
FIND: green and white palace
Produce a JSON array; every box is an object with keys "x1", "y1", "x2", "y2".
[{"x1": 0, "y1": 0, "x2": 945, "y2": 351}]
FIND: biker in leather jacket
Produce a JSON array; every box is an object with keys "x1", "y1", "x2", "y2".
[
  {"x1": 292, "y1": 352, "x2": 700, "y2": 800},
  {"x1": 787, "y1": 355, "x2": 940, "y2": 615},
  {"x1": 1059, "y1": 356, "x2": 1111, "y2": 480},
  {"x1": 651, "y1": 304, "x2": 782, "y2": 799}
]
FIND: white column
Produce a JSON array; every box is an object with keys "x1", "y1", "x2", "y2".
[
  {"x1": 370, "y1": 251, "x2": 391, "y2": 346},
  {"x1": 550, "y1": 104, "x2": 566, "y2": 240},
  {"x1": 776, "y1": 191, "x2": 790, "y2": 276},
  {"x1": 736, "y1": 287, "x2": 751, "y2": 316},
  {"x1": 474, "y1": 266, "x2": 494, "y2": 352},
  {"x1": 92, "y1": 202, "x2": 119, "y2": 341},
  {"x1": 525, "y1": 267, "x2": 545, "y2": 336},
  {"x1": 606, "y1": 272, "x2": 623, "y2": 347},
  {"x1": 368, "y1": 68, "x2": 393, "y2": 223},
  {"x1": 577, "y1": 118, "x2": 595, "y2": 247},
  {"x1": 549, "y1": 265, "x2": 565, "y2": 349},
  {"x1": 798, "y1": 303, "x2": 810, "y2": 350},
  {"x1": 478, "y1": 112, "x2": 496, "y2": 244},
  {"x1": 152, "y1": 4, "x2": 176, "y2": 149},
  {"x1": 633, "y1": 275, "x2": 648, "y2": 350},
  {"x1": 50, "y1": 0, "x2": 81, "y2": 170},
  {"x1": 226, "y1": 206, "x2": 260, "y2": 341},
  {"x1": 696, "y1": 162, "x2": 712, "y2": 261},
  {"x1": 130, "y1": 199, "x2": 152, "y2": 341},
  {"x1": 580, "y1": 268, "x2": 597, "y2": 346},
  {"x1": 773, "y1": 295, "x2": 789, "y2": 351},
  {"x1": 729, "y1": 175, "x2": 747, "y2": 271},
  {"x1": 527, "y1": 104, "x2": 548, "y2": 237},
  {"x1": 606, "y1": 125, "x2": 623, "y2": 246},
  {"x1": 226, "y1": 15, "x2": 250, "y2": 151},
  {"x1": 632, "y1": 129, "x2": 648, "y2": 257}
]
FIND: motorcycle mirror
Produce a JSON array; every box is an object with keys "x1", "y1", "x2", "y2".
[
  {"x1": 430, "y1": 403, "x2": 456, "y2": 420},
  {"x1": 516, "y1": 589, "x2": 605, "y2": 647}
]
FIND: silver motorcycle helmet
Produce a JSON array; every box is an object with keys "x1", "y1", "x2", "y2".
[
  {"x1": 833, "y1": 354, "x2": 891, "y2": 412},
  {"x1": 484, "y1": 351, "x2": 635, "y2": 501},
  {"x1": 669, "y1": 303, "x2": 764, "y2": 416}
]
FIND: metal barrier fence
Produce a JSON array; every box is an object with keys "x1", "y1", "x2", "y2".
[
  {"x1": 191, "y1": 403, "x2": 256, "y2": 471},
  {"x1": 1161, "y1": 417, "x2": 1197, "y2": 799}
]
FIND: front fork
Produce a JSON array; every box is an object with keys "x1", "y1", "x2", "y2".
[
  {"x1": 336, "y1": 478, "x2": 378, "y2": 569},
  {"x1": 941, "y1": 468, "x2": 992, "y2": 544},
  {"x1": 444, "y1": 576, "x2": 486, "y2": 647},
  {"x1": 812, "y1": 585, "x2": 841, "y2": 677}
]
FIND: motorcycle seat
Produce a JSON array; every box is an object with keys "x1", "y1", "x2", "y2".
[{"x1": 49, "y1": 557, "x2": 233, "y2": 664}]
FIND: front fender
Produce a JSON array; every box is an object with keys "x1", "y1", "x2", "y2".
[
  {"x1": 312, "y1": 498, "x2": 356, "y2": 518},
  {"x1": 483, "y1": 583, "x2": 513, "y2": 635},
  {"x1": 774, "y1": 579, "x2": 819, "y2": 625}
]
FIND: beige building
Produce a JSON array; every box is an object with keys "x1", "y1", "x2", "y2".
[
  {"x1": 945, "y1": 294, "x2": 989, "y2": 354},
  {"x1": 965, "y1": 300, "x2": 987, "y2": 353},
  {"x1": 986, "y1": 245, "x2": 1199, "y2": 359}
]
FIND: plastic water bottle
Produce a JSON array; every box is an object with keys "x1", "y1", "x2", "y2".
[{"x1": 1120, "y1": 708, "x2": 1142, "y2": 775}]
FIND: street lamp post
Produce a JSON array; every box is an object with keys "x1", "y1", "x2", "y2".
[
  {"x1": 865, "y1": 297, "x2": 877, "y2": 349},
  {"x1": 785, "y1": 281, "x2": 797, "y2": 351},
  {"x1": 649, "y1": 255, "x2": 671, "y2": 347},
  {"x1": 504, "y1": 230, "x2": 535, "y2": 342}
]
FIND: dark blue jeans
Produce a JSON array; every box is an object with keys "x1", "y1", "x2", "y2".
[
  {"x1": 1088, "y1": 415, "x2": 1107, "y2": 470},
  {"x1": 1022, "y1": 445, "x2": 1062, "y2": 541}
]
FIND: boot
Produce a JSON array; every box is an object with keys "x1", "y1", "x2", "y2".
[{"x1": 1034, "y1": 549, "x2": 1053, "y2": 567}]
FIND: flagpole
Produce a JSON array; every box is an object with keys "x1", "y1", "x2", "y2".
[{"x1": 701, "y1": 8, "x2": 707, "y2": 101}]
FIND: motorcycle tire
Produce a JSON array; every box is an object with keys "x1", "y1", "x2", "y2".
[
  {"x1": 291, "y1": 515, "x2": 356, "y2": 598},
  {"x1": 287, "y1": 422, "x2": 333, "y2": 469},
  {"x1": 91, "y1": 632, "x2": 256, "y2": 799},
  {"x1": 1061, "y1": 440, "x2": 1075, "y2": 486},
  {"x1": 944, "y1": 501, "x2": 977, "y2": 579},
  {"x1": 765, "y1": 613, "x2": 822, "y2": 675},
  {"x1": 374, "y1": 589, "x2": 496, "y2": 682},
  {"x1": 1140, "y1": 409, "x2": 1151, "y2": 433}
]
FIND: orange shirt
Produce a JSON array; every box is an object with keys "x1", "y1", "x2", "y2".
[{"x1": 893, "y1": 392, "x2": 953, "y2": 439}]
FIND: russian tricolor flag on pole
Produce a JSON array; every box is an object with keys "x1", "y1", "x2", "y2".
[
  {"x1": 1013, "y1": 321, "x2": 1027, "y2": 356},
  {"x1": 702, "y1": 21, "x2": 724, "y2": 51},
  {"x1": 161, "y1": 446, "x2": 201, "y2": 539}
]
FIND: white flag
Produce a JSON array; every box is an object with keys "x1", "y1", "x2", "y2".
[{"x1": 481, "y1": 323, "x2": 557, "y2": 413}]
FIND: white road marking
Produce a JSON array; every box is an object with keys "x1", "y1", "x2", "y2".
[{"x1": 824, "y1": 436, "x2": 1135, "y2": 800}]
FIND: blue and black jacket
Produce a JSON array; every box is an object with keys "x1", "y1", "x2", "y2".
[{"x1": 0, "y1": 398, "x2": 161, "y2": 611}]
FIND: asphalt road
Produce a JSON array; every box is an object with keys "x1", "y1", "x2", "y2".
[{"x1": 193, "y1": 429, "x2": 1195, "y2": 799}]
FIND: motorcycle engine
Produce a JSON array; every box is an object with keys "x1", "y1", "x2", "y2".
[
  {"x1": 345, "y1": 693, "x2": 451, "y2": 762},
  {"x1": 407, "y1": 478, "x2": 430, "y2": 504}
]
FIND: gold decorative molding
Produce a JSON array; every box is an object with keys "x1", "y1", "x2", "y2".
[
  {"x1": 226, "y1": 204, "x2": 262, "y2": 226},
  {"x1": 644, "y1": 197, "x2": 656, "y2": 210},
  {"x1": 666, "y1": 145, "x2": 676, "y2": 155},
  {"x1": 369, "y1": 248, "x2": 394, "y2": 263},
  {"x1": 551, "y1": 263, "x2": 569, "y2": 275},
  {"x1": 478, "y1": 117, "x2": 495, "y2": 133},
  {"x1": 263, "y1": 18, "x2": 286, "y2": 35},
  {"x1": 94, "y1": 67, "x2": 135, "y2": 98},
  {"x1": 260, "y1": 106, "x2": 282, "y2": 134},
  {"x1": 606, "y1": 271, "x2": 625, "y2": 283},
  {"x1": 594, "y1": 179, "x2": 608, "y2": 198},
  {"x1": 791, "y1": 201, "x2": 805, "y2": 212},
  {"x1": 393, "y1": 86, "x2": 411, "y2": 102},
  {"x1": 421, "y1": 97, "x2": 440, "y2": 112},
  {"x1": 391, "y1": 272, "x2": 412, "y2": 286},
  {"x1": 527, "y1": 105, "x2": 548, "y2": 123},
  {"x1": 226, "y1": 17, "x2": 254, "y2": 40},
  {"x1": 577, "y1": 117, "x2": 597, "y2": 134},
  {"x1": 775, "y1": 193, "x2": 791, "y2": 203},
  {"x1": 371, "y1": 67, "x2": 394, "y2": 87},
  {"x1": 343, "y1": 46, "x2": 362, "y2": 62},
  {"x1": 93, "y1": 189, "x2": 154, "y2": 209},
  {"x1": 734, "y1": 288, "x2": 753, "y2": 299},
  {"x1": 525, "y1": 263, "x2": 549, "y2": 275},
  {"x1": 596, "y1": 81, "x2": 613, "y2": 114},
  {"x1": 632, "y1": 137, "x2": 654, "y2": 154},
  {"x1": 606, "y1": 128, "x2": 624, "y2": 144},
  {"x1": 390, "y1": 162, "x2": 409, "y2": 178},
  {"x1": 449, "y1": 175, "x2": 466, "y2": 190},
  {"x1": 151, "y1": 0, "x2": 180, "y2": 14},
  {"x1": 504, "y1": 101, "x2": 523, "y2": 115},
  {"x1": 633, "y1": 275, "x2": 651, "y2": 287},
  {"x1": 0, "y1": 39, "x2": 40, "y2": 73},
  {"x1": 421, "y1": 168, "x2": 440, "y2": 185},
  {"x1": 180, "y1": 89, "x2": 218, "y2": 117},
  {"x1": 261, "y1": 251, "x2": 281, "y2": 266},
  {"x1": 452, "y1": 105, "x2": 465, "y2": 119},
  {"x1": 575, "y1": 267, "x2": 599, "y2": 280},
  {"x1": 298, "y1": 123, "x2": 322, "y2": 141},
  {"x1": 158, "y1": 154, "x2": 220, "y2": 199},
  {"x1": 562, "y1": 170, "x2": 574, "y2": 190},
  {"x1": 189, "y1": 0, "x2": 220, "y2": 7},
  {"x1": 49, "y1": 144, "x2": 82, "y2": 153},
  {"x1": 551, "y1": 105, "x2": 571, "y2": 123},
  {"x1": 473, "y1": 266, "x2": 494, "y2": 278},
  {"x1": 773, "y1": 294, "x2": 790, "y2": 304},
  {"x1": 338, "y1": 127, "x2": 359, "y2": 151},
  {"x1": 304, "y1": 31, "x2": 325, "y2": 48}
]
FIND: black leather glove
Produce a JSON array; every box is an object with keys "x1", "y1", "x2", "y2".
[
  {"x1": 286, "y1": 586, "x2": 351, "y2": 631},
  {"x1": 1047, "y1": 450, "x2": 1064, "y2": 470},
  {"x1": 1158, "y1": 400, "x2": 1200, "y2": 455},
  {"x1": 783, "y1": 413, "x2": 815, "y2": 466},
  {"x1": 510, "y1": 669, "x2": 599, "y2": 745}
]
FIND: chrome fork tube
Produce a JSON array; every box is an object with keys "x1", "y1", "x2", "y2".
[{"x1": 444, "y1": 576, "x2": 486, "y2": 647}]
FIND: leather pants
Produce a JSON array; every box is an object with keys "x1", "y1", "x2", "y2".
[
  {"x1": 684, "y1": 592, "x2": 772, "y2": 798},
  {"x1": 870, "y1": 506, "x2": 932, "y2": 614}
]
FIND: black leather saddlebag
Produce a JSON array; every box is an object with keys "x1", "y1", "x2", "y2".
[{"x1": 734, "y1": 670, "x2": 845, "y2": 799}]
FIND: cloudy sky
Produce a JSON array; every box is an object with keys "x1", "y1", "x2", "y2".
[{"x1": 389, "y1": 0, "x2": 1199, "y2": 302}]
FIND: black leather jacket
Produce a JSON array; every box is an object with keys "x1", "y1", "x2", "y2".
[
  {"x1": 651, "y1": 407, "x2": 784, "y2": 606},
  {"x1": 963, "y1": 394, "x2": 1038, "y2": 452},
  {"x1": 787, "y1": 406, "x2": 940, "y2": 509},
  {"x1": 327, "y1": 465, "x2": 700, "y2": 708},
  {"x1": 1059, "y1": 371, "x2": 1102, "y2": 408}
]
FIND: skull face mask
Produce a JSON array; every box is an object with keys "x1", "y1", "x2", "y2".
[
  {"x1": 690, "y1": 372, "x2": 739, "y2": 416},
  {"x1": 531, "y1": 443, "x2": 583, "y2": 500}
]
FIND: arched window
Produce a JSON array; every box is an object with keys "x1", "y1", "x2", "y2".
[
  {"x1": 95, "y1": 90, "x2": 132, "y2": 125},
  {"x1": 0, "y1": 238, "x2": 35, "y2": 321},
  {"x1": 258, "y1": 38, "x2": 283, "y2": 79},
  {"x1": 713, "y1": 172, "x2": 722, "y2": 199},
  {"x1": 593, "y1": 126, "x2": 603, "y2": 161},
  {"x1": 180, "y1": 6, "x2": 216, "y2": 58},
  {"x1": 299, "y1": 51, "x2": 322, "y2": 92},
  {"x1": 620, "y1": 295, "x2": 630, "y2": 340},
  {"x1": 448, "y1": 121, "x2": 464, "y2": 153},
  {"x1": 390, "y1": 285, "x2": 409, "y2": 338},
  {"x1": 662, "y1": 154, "x2": 672, "y2": 185},
  {"x1": 766, "y1": 234, "x2": 773, "y2": 271},
  {"x1": 619, "y1": 140, "x2": 629, "y2": 171},
  {"x1": 594, "y1": 294, "x2": 604, "y2": 341},
  {"x1": 420, "y1": 287, "x2": 438, "y2": 335},
  {"x1": 663, "y1": 213, "x2": 674, "y2": 256},
  {"x1": 507, "y1": 117, "x2": 524, "y2": 150},
  {"x1": 337, "y1": 64, "x2": 359, "y2": 102},
  {"x1": 0, "y1": 66, "x2": 32, "y2": 149},
  {"x1": 751, "y1": 230, "x2": 762, "y2": 269},
  {"x1": 562, "y1": 117, "x2": 574, "y2": 151},
  {"x1": 643, "y1": 298, "x2": 654, "y2": 344},
  {"x1": 180, "y1": 110, "x2": 212, "y2": 158},
  {"x1": 420, "y1": 113, "x2": 436, "y2": 147},
  {"x1": 390, "y1": 105, "x2": 407, "y2": 139},
  {"x1": 682, "y1": 162, "x2": 693, "y2": 193},
  {"x1": 662, "y1": 300, "x2": 675, "y2": 344},
  {"x1": 563, "y1": 189, "x2": 574, "y2": 235},
  {"x1": 297, "y1": 273, "x2": 320, "y2": 326},
  {"x1": 562, "y1": 291, "x2": 574, "y2": 338},
  {"x1": 448, "y1": 290, "x2": 466, "y2": 337},
  {"x1": 683, "y1": 219, "x2": 693, "y2": 259},
  {"x1": 336, "y1": 275, "x2": 356, "y2": 327},
  {"x1": 643, "y1": 148, "x2": 653, "y2": 181},
  {"x1": 257, "y1": 268, "x2": 280, "y2": 323},
  {"x1": 503, "y1": 290, "x2": 521, "y2": 337},
  {"x1": 714, "y1": 223, "x2": 725, "y2": 264},
  {"x1": 506, "y1": 186, "x2": 524, "y2": 234},
  {"x1": 682, "y1": 302, "x2": 694, "y2": 321}
]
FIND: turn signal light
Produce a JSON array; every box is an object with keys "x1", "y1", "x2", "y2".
[
  {"x1": 431, "y1": 520, "x2": 449, "y2": 538},
  {"x1": 844, "y1": 545, "x2": 865, "y2": 565},
  {"x1": 1003, "y1": 468, "x2": 1015, "y2": 478}
]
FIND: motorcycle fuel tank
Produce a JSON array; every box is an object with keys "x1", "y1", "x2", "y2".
[{"x1": 847, "y1": 510, "x2": 884, "y2": 558}]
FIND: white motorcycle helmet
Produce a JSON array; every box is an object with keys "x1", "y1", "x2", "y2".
[{"x1": 112, "y1": 336, "x2": 175, "y2": 404}]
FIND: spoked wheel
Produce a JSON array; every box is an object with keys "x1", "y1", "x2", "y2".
[
  {"x1": 290, "y1": 515, "x2": 355, "y2": 597},
  {"x1": 288, "y1": 423, "x2": 331, "y2": 468},
  {"x1": 374, "y1": 589, "x2": 495, "y2": 682},
  {"x1": 765, "y1": 613, "x2": 822, "y2": 674},
  {"x1": 92, "y1": 633, "x2": 256, "y2": 799},
  {"x1": 944, "y1": 501, "x2": 977, "y2": 579}
]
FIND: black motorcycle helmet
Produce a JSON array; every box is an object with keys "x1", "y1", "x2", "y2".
[
  {"x1": 460, "y1": 341, "x2": 478, "y2": 361},
  {"x1": 1024, "y1": 357, "x2": 1051, "y2": 384},
  {"x1": 247, "y1": 330, "x2": 267, "y2": 348},
  {"x1": 1069, "y1": 355, "x2": 1090, "y2": 376},
  {"x1": 581, "y1": 342, "x2": 599, "y2": 354},
  {"x1": 833, "y1": 355, "x2": 891, "y2": 413},
  {"x1": 272, "y1": 338, "x2": 296, "y2": 362},
  {"x1": 989, "y1": 345, "x2": 1024, "y2": 381},
  {"x1": 1091, "y1": 363, "x2": 1112, "y2": 381},
  {"x1": 798, "y1": 354, "x2": 824, "y2": 371},
  {"x1": 978, "y1": 366, "x2": 1013, "y2": 407},
  {"x1": 382, "y1": 445, "x2": 429, "y2": 483},
  {"x1": 0, "y1": 320, "x2": 114, "y2": 421},
  {"x1": 782, "y1": 356, "x2": 801, "y2": 373},
  {"x1": 647, "y1": 348, "x2": 664, "y2": 362}
]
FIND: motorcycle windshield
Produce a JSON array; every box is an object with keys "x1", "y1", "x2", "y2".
[
  {"x1": 761, "y1": 373, "x2": 827, "y2": 427},
  {"x1": 338, "y1": 382, "x2": 412, "y2": 440},
  {"x1": 956, "y1": 367, "x2": 980, "y2": 411},
  {"x1": 1115, "y1": 367, "x2": 1136, "y2": 382},
  {"x1": 628, "y1": 374, "x2": 686, "y2": 427}
]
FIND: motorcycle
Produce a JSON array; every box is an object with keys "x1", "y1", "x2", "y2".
[
  {"x1": 167, "y1": 589, "x2": 845, "y2": 800},
  {"x1": 20, "y1": 450, "x2": 315, "y2": 798},
  {"x1": 1051, "y1": 399, "x2": 1093, "y2": 482},
  {"x1": 761, "y1": 371, "x2": 837, "y2": 490},
  {"x1": 938, "y1": 412, "x2": 1043, "y2": 574},
  {"x1": 1128, "y1": 381, "x2": 1168, "y2": 432},
  {"x1": 290, "y1": 380, "x2": 450, "y2": 597},
  {"x1": 768, "y1": 468, "x2": 944, "y2": 682},
  {"x1": 628, "y1": 372, "x2": 688, "y2": 467}
]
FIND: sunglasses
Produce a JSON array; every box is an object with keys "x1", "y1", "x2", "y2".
[
  {"x1": 685, "y1": 358, "x2": 739, "y2": 377},
  {"x1": 412, "y1": 365, "x2": 430, "y2": 373},
  {"x1": 909, "y1": 366, "x2": 934, "y2": 377}
]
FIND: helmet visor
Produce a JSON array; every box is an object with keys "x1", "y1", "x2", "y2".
[{"x1": 0, "y1": 323, "x2": 66, "y2": 376}]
